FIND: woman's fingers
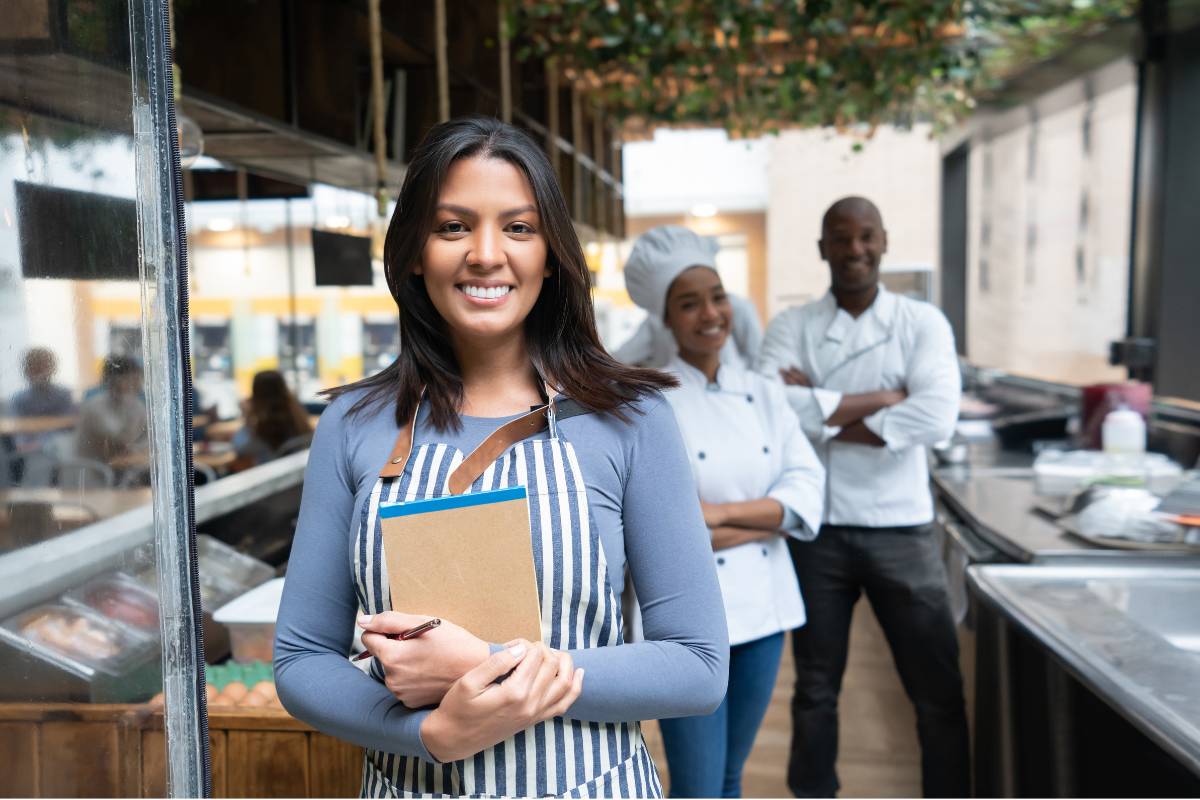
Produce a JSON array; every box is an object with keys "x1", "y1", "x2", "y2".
[
  {"x1": 541, "y1": 650, "x2": 575, "y2": 708},
  {"x1": 459, "y1": 641, "x2": 529, "y2": 694},
  {"x1": 357, "y1": 610, "x2": 432, "y2": 634},
  {"x1": 548, "y1": 668, "x2": 584, "y2": 718},
  {"x1": 526, "y1": 643, "x2": 560, "y2": 700}
]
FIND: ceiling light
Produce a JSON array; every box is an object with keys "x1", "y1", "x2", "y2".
[
  {"x1": 206, "y1": 218, "x2": 235, "y2": 232},
  {"x1": 325, "y1": 215, "x2": 352, "y2": 229},
  {"x1": 690, "y1": 203, "x2": 718, "y2": 218}
]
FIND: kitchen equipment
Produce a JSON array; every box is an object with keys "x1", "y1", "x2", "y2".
[{"x1": 213, "y1": 577, "x2": 285, "y2": 663}]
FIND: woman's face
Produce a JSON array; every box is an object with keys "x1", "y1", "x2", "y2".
[
  {"x1": 417, "y1": 155, "x2": 549, "y2": 347},
  {"x1": 664, "y1": 266, "x2": 731, "y2": 358}
]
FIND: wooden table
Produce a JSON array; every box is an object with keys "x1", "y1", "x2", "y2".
[
  {"x1": 109, "y1": 444, "x2": 238, "y2": 473},
  {"x1": 0, "y1": 416, "x2": 77, "y2": 436},
  {"x1": 0, "y1": 487, "x2": 153, "y2": 523},
  {"x1": 201, "y1": 417, "x2": 321, "y2": 444}
]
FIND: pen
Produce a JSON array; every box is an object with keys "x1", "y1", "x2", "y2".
[{"x1": 352, "y1": 618, "x2": 441, "y2": 662}]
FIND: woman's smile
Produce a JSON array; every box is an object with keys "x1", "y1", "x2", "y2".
[{"x1": 457, "y1": 281, "x2": 515, "y2": 304}]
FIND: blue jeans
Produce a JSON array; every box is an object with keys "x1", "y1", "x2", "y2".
[{"x1": 659, "y1": 632, "x2": 785, "y2": 798}]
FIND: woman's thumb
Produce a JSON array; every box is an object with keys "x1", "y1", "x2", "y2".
[{"x1": 464, "y1": 641, "x2": 528, "y2": 691}]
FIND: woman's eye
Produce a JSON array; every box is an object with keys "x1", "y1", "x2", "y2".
[
  {"x1": 438, "y1": 221, "x2": 467, "y2": 234},
  {"x1": 508, "y1": 222, "x2": 536, "y2": 235}
]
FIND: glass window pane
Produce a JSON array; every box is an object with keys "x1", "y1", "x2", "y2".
[{"x1": 1, "y1": 0, "x2": 197, "y2": 794}]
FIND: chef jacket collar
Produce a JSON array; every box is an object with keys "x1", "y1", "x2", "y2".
[
  {"x1": 819, "y1": 284, "x2": 897, "y2": 344},
  {"x1": 667, "y1": 354, "x2": 752, "y2": 395}
]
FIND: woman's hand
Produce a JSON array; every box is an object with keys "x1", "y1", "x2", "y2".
[
  {"x1": 358, "y1": 612, "x2": 490, "y2": 708},
  {"x1": 700, "y1": 502, "x2": 728, "y2": 529},
  {"x1": 420, "y1": 640, "x2": 584, "y2": 763}
]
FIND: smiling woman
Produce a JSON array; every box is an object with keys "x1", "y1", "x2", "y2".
[{"x1": 272, "y1": 118, "x2": 730, "y2": 799}]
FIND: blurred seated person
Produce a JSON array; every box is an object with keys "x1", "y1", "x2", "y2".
[
  {"x1": 77, "y1": 355, "x2": 148, "y2": 463},
  {"x1": 232, "y1": 370, "x2": 313, "y2": 468},
  {"x1": 11, "y1": 348, "x2": 76, "y2": 418}
]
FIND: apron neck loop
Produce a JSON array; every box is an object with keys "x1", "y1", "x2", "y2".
[
  {"x1": 376, "y1": 376, "x2": 562, "y2": 484},
  {"x1": 378, "y1": 388, "x2": 423, "y2": 478}
]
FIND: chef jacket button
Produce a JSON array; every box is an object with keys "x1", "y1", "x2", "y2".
[
  {"x1": 698, "y1": 451, "x2": 706, "y2": 460},
  {"x1": 762, "y1": 547, "x2": 769, "y2": 557},
  {"x1": 717, "y1": 557, "x2": 726, "y2": 566},
  {"x1": 746, "y1": 394, "x2": 754, "y2": 403},
  {"x1": 762, "y1": 446, "x2": 770, "y2": 454}
]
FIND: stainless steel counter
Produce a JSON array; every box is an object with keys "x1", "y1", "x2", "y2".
[
  {"x1": 969, "y1": 561, "x2": 1200, "y2": 776},
  {"x1": 934, "y1": 465, "x2": 1097, "y2": 562}
]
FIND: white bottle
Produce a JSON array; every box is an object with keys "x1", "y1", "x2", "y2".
[{"x1": 1102, "y1": 406, "x2": 1146, "y2": 455}]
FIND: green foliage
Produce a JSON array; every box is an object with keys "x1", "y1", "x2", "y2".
[{"x1": 511, "y1": 0, "x2": 1135, "y2": 134}]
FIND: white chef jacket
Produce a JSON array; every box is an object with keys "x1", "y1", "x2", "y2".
[
  {"x1": 664, "y1": 356, "x2": 825, "y2": 646},
  {"x1": 614, "y1": 294, "x2": 763, "y2": 369},
  {"x1": 758, "y1": 287, "x2": 960, "y2": 528}
]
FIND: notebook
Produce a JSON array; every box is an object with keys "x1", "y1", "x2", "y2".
[{"x1": 379, "y1": 486, "x2": 543, "y2": 644}]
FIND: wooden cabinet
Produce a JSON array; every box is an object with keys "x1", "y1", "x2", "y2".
[{"x1": 0, "y1": 704, "x2": 361, "y2": 797}]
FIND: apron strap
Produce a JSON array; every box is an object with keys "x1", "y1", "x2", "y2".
[
  {"x1": 447, "y1": 404, "x2": 551, "y2": 495},
  {"x1": 378, "y1": 398, "x2": 420, "y2": 479},
  {"x1": 377, "y1": 394, "x2": 593, "y2": 487}
]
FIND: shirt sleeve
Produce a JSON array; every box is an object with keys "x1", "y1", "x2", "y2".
[
  {"x1": 764, "y1": 383, "x2": 825, "y2": 539},
  {"x1": 862, "y1": 309, "x2": 961, "y2": 452},
  {"x1": 562, "y1": 395, "x2": 729, "y2": 722},
  {"x1": 757, "y1": 312, "x2": 843, "y2": 443},
  {"x1": 273, "y1": 398, "x2": 437, "y2": 762}
]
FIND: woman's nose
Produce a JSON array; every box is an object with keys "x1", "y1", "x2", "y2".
[{"x1": 468, "y1": 227, "x2": 505, "y2": 268}]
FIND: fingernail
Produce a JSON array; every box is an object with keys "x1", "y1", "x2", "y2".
[
  {"x1": 508, "y1": 643, "x2": 526, "y2": 659},
  {"x1": 357, "y1": 614, "x2": 373, "y2": 626}
]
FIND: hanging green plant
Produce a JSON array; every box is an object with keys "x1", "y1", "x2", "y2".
[{"x1": 510, "y1": 0, "x2": 1135, "y2": 136}]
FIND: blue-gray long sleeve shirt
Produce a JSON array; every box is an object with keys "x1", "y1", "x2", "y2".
[{"x1": 274, "y1": 389, "x2": 728, "y2": 761}]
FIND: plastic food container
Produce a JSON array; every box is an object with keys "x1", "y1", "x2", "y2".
[
  {"x1": 195, "y1": 534, "x2": 275, "y2": 589},
  {"x1": 213, "y1": 578, "x2": 285, "y2": 663},
  {"x1": 0, "y1": 604, "x2": 145, "y2": 675},
  {"x1": 64, "y1": 574, "x2": 160, "y2": 637}
]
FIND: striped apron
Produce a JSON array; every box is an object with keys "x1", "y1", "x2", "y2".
[{"x1": 352, "y1": 400, "x2": 663, "y2": 798}]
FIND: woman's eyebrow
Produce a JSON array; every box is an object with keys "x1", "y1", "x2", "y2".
[
  {"x1": 436, "y1": 203, "x2": 477, "y2": 216},
  {"x1": 435, "y1": 203, "x2": 538, "y2": 218}
]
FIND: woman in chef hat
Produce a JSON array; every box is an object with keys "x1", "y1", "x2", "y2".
[{"x1": 624, "y1": 225, "x2": 826, "y2": 798}]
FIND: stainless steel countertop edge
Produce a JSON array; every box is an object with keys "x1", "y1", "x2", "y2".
[{"x1": 967, "y1": 565, "x2": 1200, "y2": 775}]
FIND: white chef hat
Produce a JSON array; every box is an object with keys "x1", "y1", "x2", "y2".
[{"x1": 623, "y1": 225, "x2": 720, "y2": 319}]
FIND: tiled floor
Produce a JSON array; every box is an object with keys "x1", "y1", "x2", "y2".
[{"x1": 642, "y1": 604, "x2": 975, "y2": 798}]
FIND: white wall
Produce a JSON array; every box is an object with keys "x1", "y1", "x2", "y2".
[
  {"x1": 765, "y1": 126, "x2": 942, "y2": 316},
  {"x1": 623, "y1": 129, "x2": 770, "y2": 216},
  {"x1": 965, "y1": 60, "x2": 1135, "y2": 384}
]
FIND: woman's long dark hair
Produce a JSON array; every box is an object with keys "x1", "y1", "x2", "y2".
[
  {"x1": 250, "y1": 369, "x2": 312, "y2": 450},
  {"x1": 325, "y1": 117, "x2": 675, "y2": 431}
]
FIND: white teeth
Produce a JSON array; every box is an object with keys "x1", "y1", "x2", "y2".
[{"x1": 461, "y1": 285, "x2": 511, "y2": 299}]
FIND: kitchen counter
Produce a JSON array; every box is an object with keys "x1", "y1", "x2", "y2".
[
  {"x1": 933, "y1": 464, "x2": 1097, "y2": 562},
  {"x1": 930, "y1": 438, "x2": 1193, "y2": 562},
  {"x1": 969, "y1": 561, "x2": 1200, "y2": 778}
]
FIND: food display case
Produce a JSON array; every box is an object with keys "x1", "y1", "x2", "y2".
[{"x1": 0, "y1": 603, "x2": 160, "y2": 703}]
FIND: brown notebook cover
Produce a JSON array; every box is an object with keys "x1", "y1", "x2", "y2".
[{"x1": 379, "y1": 486, "x2": 543, "y2": 644}]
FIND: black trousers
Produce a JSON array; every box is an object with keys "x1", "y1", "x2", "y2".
[{"x1": 787, "y1": 524, "x2": 970, "y2": 798}]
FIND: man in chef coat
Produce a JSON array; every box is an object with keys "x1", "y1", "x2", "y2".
[{"x1": 758, "y1": 197, "x2": 969, "y2": 798}]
